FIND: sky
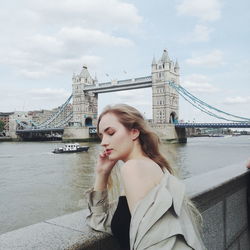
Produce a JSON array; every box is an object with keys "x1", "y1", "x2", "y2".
[{"x1": 0, "y1": 0, "x2": 249, "y2": 123}]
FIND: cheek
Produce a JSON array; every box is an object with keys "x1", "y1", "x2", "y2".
[{"x1": 114, "y1": 131, "x2": 132, "y2": 148}]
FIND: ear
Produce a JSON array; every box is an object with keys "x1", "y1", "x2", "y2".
[{"x1": 131, "y1": 128, "x2": 140, "y2": 141}]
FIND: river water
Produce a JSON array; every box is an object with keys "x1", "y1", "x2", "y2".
[{"x1": 0, "y1": 136, "x2": 249, "y2": 235}]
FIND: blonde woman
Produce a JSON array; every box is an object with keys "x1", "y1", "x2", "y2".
[{"x1": 86, "y1": 104, "x2": 205, "y2": 250}]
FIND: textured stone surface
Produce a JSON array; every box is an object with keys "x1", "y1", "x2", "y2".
[
  {"x1": 46, "y1": 209, "x2": 88, "y2": 232},
  {"x1": 239, "y1": 230, "x2": 250, "y2": 250},
  {"x1": 0, "y1": 222, "x2": 85, "y2": 250},
  {"x1": 0, "y1": 210, "x2": 120, "y2": 250},
  {"x1": 228, "y1": 241, "x2": 239, "y2": 250},
  {"x1": 226, "y1": 188, "x2": 248, "y2": 246},
  {"x1": 184, "y1": 163, "x2": 248, "y2": 199},
  {"x1": 201, "y1": 201, "x2": 224, "y2": 250}
]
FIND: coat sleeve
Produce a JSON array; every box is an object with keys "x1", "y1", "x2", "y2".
[{"x1": 85, "y1": 188, "x2": 117, "y2": 235}]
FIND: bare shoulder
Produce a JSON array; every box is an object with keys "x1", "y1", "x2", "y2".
[{"x1": 121, "y1": 159, "x2": 164, "y2": 213}]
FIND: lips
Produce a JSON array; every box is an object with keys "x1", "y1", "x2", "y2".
[{"x1": 106, "y1": 149, "x2": 113, "y2": 154}]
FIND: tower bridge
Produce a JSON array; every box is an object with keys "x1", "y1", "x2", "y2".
[
  {"x1": 70, "y1": 49, "x2": 179, "y2": 129},
  {"x1": 14, "y1": 49, "x2": 250, "y2": 142}
]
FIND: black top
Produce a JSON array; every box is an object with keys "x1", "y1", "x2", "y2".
[{"x1": 111, "y1": 196, "x2": 131, "y2": 250}]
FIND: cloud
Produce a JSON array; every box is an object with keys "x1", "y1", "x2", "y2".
[
  {"x1": 176, "y1": 0, "x2": 222, "y2": 22},
  {"x1": 0, "y1": 0, "x2": 140, "y2": 80},
  {"x1": 0, "y1": 26, "x2": 133, "y2": 79},
  {"x1": 185, "y1": 49, "x2": 224, "y2": 67},
  {"x1": 28, "y1": 88, "x2": 70, "y2": 99},
  {"x1": 26, "y1": 0, "x2": 143, "y2": 31},
  {"x1": 0, "y1": 87, "x2": 71, "y2": 112},
  {"x1": 223, "y1": 96, "x2": 250, "y2": 104},
  {"x1": 58, "y1": 27, "x2": 134, "y2": 48},
  {"x1": 181, "y1": 74, "x2": 219, "y2": 93},
  {"x1": 182, "y1": 24, "x2": 213, "y2": 43}
]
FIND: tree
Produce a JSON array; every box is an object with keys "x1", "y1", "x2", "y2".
[{"x1": 0, "y1": 120, "x2": 5, "y2": 132}]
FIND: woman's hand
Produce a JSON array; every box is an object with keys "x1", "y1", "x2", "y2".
[
  {"x1": 94, "y1": 150, "x2": 117, "y2": 191},
  {"x1": 95, "y1": 150, "x2": 117, "y2": 176}
]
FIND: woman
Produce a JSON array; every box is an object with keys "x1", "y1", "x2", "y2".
[{"x1": 86, "y1": 104, "x2": 205, "y2": 250}]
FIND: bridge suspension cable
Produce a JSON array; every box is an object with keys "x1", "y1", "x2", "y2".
[
  {"x1": 168, "y1": 81, "x2": 250, "y2": 122},
  {"x1": 33, "y1": 95, "x2": 72, "y2": 128},
  {"x1": 15, "y1": 95, "x2": 73, "y2": 130}
]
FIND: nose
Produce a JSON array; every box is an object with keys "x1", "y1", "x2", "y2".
[{"x1": 100, "y1": 135, "x2": 109, "y2": 147}]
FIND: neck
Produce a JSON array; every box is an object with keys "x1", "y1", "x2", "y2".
[{"x1": 123, "y1": 140, "x2": 147, "y2": 162}]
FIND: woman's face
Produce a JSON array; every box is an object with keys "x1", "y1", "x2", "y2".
[{"x1": 98, "y1": 113, "x2": 136, "y2": 162}]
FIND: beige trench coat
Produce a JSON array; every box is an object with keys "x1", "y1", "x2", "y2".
[{"x1": 86, "y1": 172, "x2": 205, "y2": 250}]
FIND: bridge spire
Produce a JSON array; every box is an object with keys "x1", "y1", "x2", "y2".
[
  {"x1": 174, "y1": 60, "x2": 180, "y2": 74},
  {"x1": 152, "y1": 56, "x2": 156, "y2": 65},
  {"x1": 161, "y1": 49, "x2": 170, "y2": 63}
]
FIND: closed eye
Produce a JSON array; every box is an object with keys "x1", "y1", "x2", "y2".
[{"x1": 108, "y1": 131, "x2": 115, "y2": 136}]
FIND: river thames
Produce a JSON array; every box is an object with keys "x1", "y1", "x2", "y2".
[{"x1": 0, "y1": 136, "x2": 249, "y2": 235}]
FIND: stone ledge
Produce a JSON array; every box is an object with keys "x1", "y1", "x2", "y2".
[
  {"x1": 184, "y1": 161, "x2": 249, "y2": 199},
  {"x1": 0, "y1": 163, "x2": 249, "y2": 250}
]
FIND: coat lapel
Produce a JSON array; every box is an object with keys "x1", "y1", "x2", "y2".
[{"x1": 130, "y1": 172, "x2": 186, "y2": 249}]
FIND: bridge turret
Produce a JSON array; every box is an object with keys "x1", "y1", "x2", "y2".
[
  {"x1": 174, "y1": 60, "x2": 180, "y2": 75},
  {"x1": 151, "y1": 56, "x2": 157, "y2": 71},
  {"x1": 161, "y1": 49, "x2": 170, "y2": 63},
  {"x1": 79, "y1": 65, "x2": 95, "y2": 86},
  {"x1": 72, "y1": 73, "x2": 76, "y2": 83},
  {"x1": 71, "y1": 65, "x2": 98, "y2": 128},
  {"x1": 151, "y1": 49, "x2": 179, "y2": 125}
]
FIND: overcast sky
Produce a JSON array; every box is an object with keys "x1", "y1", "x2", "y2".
[{"x1": 0, "y1": 0, "x2": 249, "y2": 122}]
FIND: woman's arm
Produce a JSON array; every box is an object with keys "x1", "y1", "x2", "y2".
[
  {"x1": 86, "y1": 150, "x2": 118, "y2": 234},
  {"x1": 86, "y1": 187, "x2": 117, "y2": 235}
]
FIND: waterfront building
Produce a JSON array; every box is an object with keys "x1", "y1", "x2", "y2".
[
  {"x1": 0, "y1": 112, "x2": 14, "y2": 134},
  {"x1": 8, "y1": 112, "x2": 33, "y2": 138}
]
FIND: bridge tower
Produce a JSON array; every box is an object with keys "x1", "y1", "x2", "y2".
[
  {"x1": 151, "y1": 49, "x2": 180, "y2": 124},
  {"x1": 72, "y1": 66, "x2": 98, "y2": 127}
]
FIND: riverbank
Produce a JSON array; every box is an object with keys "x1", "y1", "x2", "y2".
[{"x1": 0, "y1": 137, "x2": 14, "y2": 142}]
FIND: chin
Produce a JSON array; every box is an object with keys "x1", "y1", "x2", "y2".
[{"x1": 109, "y1": 153, "x2": 120, "y2": 161}]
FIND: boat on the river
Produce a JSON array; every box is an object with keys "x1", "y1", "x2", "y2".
[{"x1": 52, "y1": 143, "x2": 89, "y2": 154}]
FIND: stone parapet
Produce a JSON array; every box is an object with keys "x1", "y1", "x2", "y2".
[
  {"x1": 63, "y1": 127, "x2": 98, "y2": 142},
  {"x1": 0, "y1": 163, "x2": 249, "y2": 250}
]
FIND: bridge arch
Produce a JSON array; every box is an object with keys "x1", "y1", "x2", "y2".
[
  {"x1": 85, "y1": 117, "x2": 93, "y2": 127},
  {"x1": 169, "y1": 112, "x2": 178, "y2": 124}
]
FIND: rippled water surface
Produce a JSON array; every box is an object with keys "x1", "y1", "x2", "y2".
[{"x1": 0, "y1": 136, "x2": 249, "y2": 234}]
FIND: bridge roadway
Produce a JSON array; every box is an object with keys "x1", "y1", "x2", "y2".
[
  {"x1": 175, "y1": 122, "x2": 250, "y2": 128},
  {"x1": 16, "y1": 128, "x2": 64, "y2": 134},
  {"x1": 16, "y1": 122, "x2": 250, "y2": 136},
  {"x1": 84, "y1": 76, "x2": 152, "y2": 93}
]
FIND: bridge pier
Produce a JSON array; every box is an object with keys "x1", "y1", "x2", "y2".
[
  {"x1": 150, "y1": 124, "x2": 187, "y2": 143},
  {"x1": 175, "y1": 126, "x2": 187, "y2": 143},
  {"x1": 63, "y1": 127, "x2": 98, "y2": 142}
]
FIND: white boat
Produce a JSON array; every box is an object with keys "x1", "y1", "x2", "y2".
[{"x1": 52, "y1": 143, "x2": 89, "y2": 154}]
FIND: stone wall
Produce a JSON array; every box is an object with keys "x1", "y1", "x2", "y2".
[
  {"x1": 150, "y1": 124, "x2": 178, "y2": 141},
  {"x1": 0, "y1": 163, "x2": 249, "y2": 250},
  {"x1": 63, "y1": 127, "x2": 98, "y2": 142}
]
